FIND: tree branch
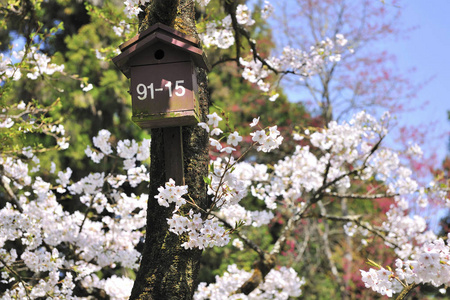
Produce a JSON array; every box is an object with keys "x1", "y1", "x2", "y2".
[
  {"x1": 311, "y1": 213, "x2": 362, "y2": 223},
  {"x1": 211, "y1": 56, "x2": 239, "y2": 69},
  {"x1": 215, "y1": 213, "x2": 277, "y2": 296},
  {"x1": 293, "y1": 219, "x2": 311, "y2": 264},
  {"x1": 217, "y1": 1, "x2": 308, "y2": 76},
  {"x1": 324, "y1": 192, "x2": 399, "y2": 200},
  {"x1": 310, "y1": 213, "x2": 401, "y2": 249},
  {"x1": 1, "y1": 174, "x2": 24, "y2": 213},
  {"x1": 395, "y1": 283, "x2": 418, "y2": 300},
  {"x1": 214, "y1": 214, "x2": 266, "y2": 258},
  {"x1": 0, "y1": 257, "x2": 31, "y2": 299},
  {"x1": 317, "y1": 201, "x2": 342, "y2": 285},
  {"x1": 223, "y1": 0, "x2": 241, "y2": 65},
  {"x1": 311, "y1": 136, "x2": 384, "y2": 203}
]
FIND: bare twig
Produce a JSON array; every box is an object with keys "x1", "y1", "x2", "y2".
[
  {"x1": 293, "y1": 220, "x2": 311, "y2": 264},
  {"x1": 317, "y1": 201, "x2": 342, "y2": 285},
  {"x1": 211, "y1": 57, "x2": 239, "y2": 68}
]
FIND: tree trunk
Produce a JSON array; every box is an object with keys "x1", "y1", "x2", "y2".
[{"x1": 129, "y1": 1, "x2": 210, "y2": 299}]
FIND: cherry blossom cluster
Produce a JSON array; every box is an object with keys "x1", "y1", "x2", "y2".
[
  {"x1": 198, "y1": 3, "x2": 256, "y2": 49},
  {"x1": 167, "y1": 210, "x2": 230, "y2": 250},
  {"x1": 194, "y1": 264, "x2": 305, "y2": 299},
  {"x1": 235, "y1": 4, "x2": 256, "y2": 26},
  {"x1": 207, "y1": 157, "x2": 274, "y2": 230},
  {"x1": 251, "y1": 125, "x2": 283, "y2": 153},
  {"x1": 239, "y1": 58, "x2": 273, "y2": 96},
  {"x1": 232, "y1": 238, "x2": 244, "y2": 250},
  {"x1": 361, "y1": 234, "x2": 450, "y2": 298},
  {"x1": 309, "y1": 111, "x2": 387, "y2": 156},
  {"x1": 123, "y1": 0, "x2": 151, "y2": 18},
  {"x1": 239, "y1": 33, "x2": 349, "y2": 96},
  {"x1": 261, "y1": 1, "x2": 274, "y2": 19},
  {"x1": 248, "y1": 112, "x2": 385, "y2": 207},
  {"x1": 227, "y1": 111, "x2": 448, "y2": 296},
  {"x1": 86, "y1": 129, "x2": 151, "y2": 178},
  {"x1": 214, "y1": 161, "x2": 274, "y2": 227},
  {"x1": 360, "y1": 266, "x2": 403, "y2": 297},
  {"x1": 208, "y1": 157, "x2": 248, "y2": 207},
  {"x1": 202, "y1": 113, "x2": 283, "y2": 154},
  {"x1": 295, "y1": 113, "x2": 448, "y2": 297},
  {"x1": 155, "y1": 178, "x2": 188, "y2": 211},
  {"x1": 0, "y1": 129, "x2": 150, "y2": 299},
  {"x1": 217, "y1": 204, "x2": 274, "y2": 228},
  {"x1": 0, "y1": 46, "x2": 64, "y2": 83},
  {"x1": 155, "y1": 179, "x2": 231, "y2": 250},
  {"x1": 197, "y1": 2, "x2": 272, "y2": 49},
  {"x1": 200, "y1": 15, "x2": 236, "y2": 49},
  {"x1": 113, "y1": 20, "x2": 132, "y2": 37},
  {"x1": 381, "y1": 203, "x2": 437, "y2": 259}
]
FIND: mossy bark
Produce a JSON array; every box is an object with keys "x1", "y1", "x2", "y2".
[{"x1": 129, "y1": 1, "x2": 210, "y2": 299}]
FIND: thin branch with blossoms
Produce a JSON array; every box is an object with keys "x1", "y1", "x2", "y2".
[
  {"x1": 324, "y1": 191, "x2": 400, "y2": 200},
  {"x1": 0, "y1": 257, "x2": 32, "y2": 300},
  {"x1": 310, "y1": 213, "x2": 402, "y2": 249},
  {"x1": 192, "y1": 1, "x2": 351, "y2": 99},
  {"x1": 213, "y1": 213, "x2": 267, "y2": 259},
  {"x1": 158, "y1": 112, "x2": 284, "y2": 251},
  {"x1": 270, "y1": 135, "x2": 386, "y2": 258}
]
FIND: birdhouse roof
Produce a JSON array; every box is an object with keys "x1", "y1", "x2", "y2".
[{"x1": 113, "y1": 23, "x2": 210, "y2": 78}]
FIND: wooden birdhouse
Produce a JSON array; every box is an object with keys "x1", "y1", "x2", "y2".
[{"x1": 112, "y1": 23, "x2": 210, "y2": 129}]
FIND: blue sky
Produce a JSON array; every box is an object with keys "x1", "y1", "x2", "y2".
[
  {"x1": 389, "y1": 1, "x2": 450, "y2": 229},
  {"x1": 382, "y1": 0, "x2": 450, "y2": 163},
  {"x1": 270, "y1": 0, "x2": 450, "y2": 165},
  {"x1": 350, "y1": 1, "x2": 450, "y2": 229}
]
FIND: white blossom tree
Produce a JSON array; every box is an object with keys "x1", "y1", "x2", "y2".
[{"x1": 0, "y1": 0, "x2": 449, "y2": 299}]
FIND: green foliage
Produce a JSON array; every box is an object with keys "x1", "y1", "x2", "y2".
[{"x1": 0, "y1": 0, "x2": 151, "y2": 180}]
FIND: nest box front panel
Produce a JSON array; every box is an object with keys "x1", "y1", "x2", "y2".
[{"x1": 130, "y1": 61, "x2": 196, "y2": 121}]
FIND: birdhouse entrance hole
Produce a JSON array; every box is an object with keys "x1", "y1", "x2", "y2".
[{"x1": 154, "y1": 49, "x2": 164, "y2": 60}]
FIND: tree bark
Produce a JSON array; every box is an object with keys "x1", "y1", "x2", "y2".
[
  {"x1": 129, "y1": 1, "x2": 210, "y2": 299},
  {"x1": 395, "y1": 283, "x2": 418, "y2": 300}
]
